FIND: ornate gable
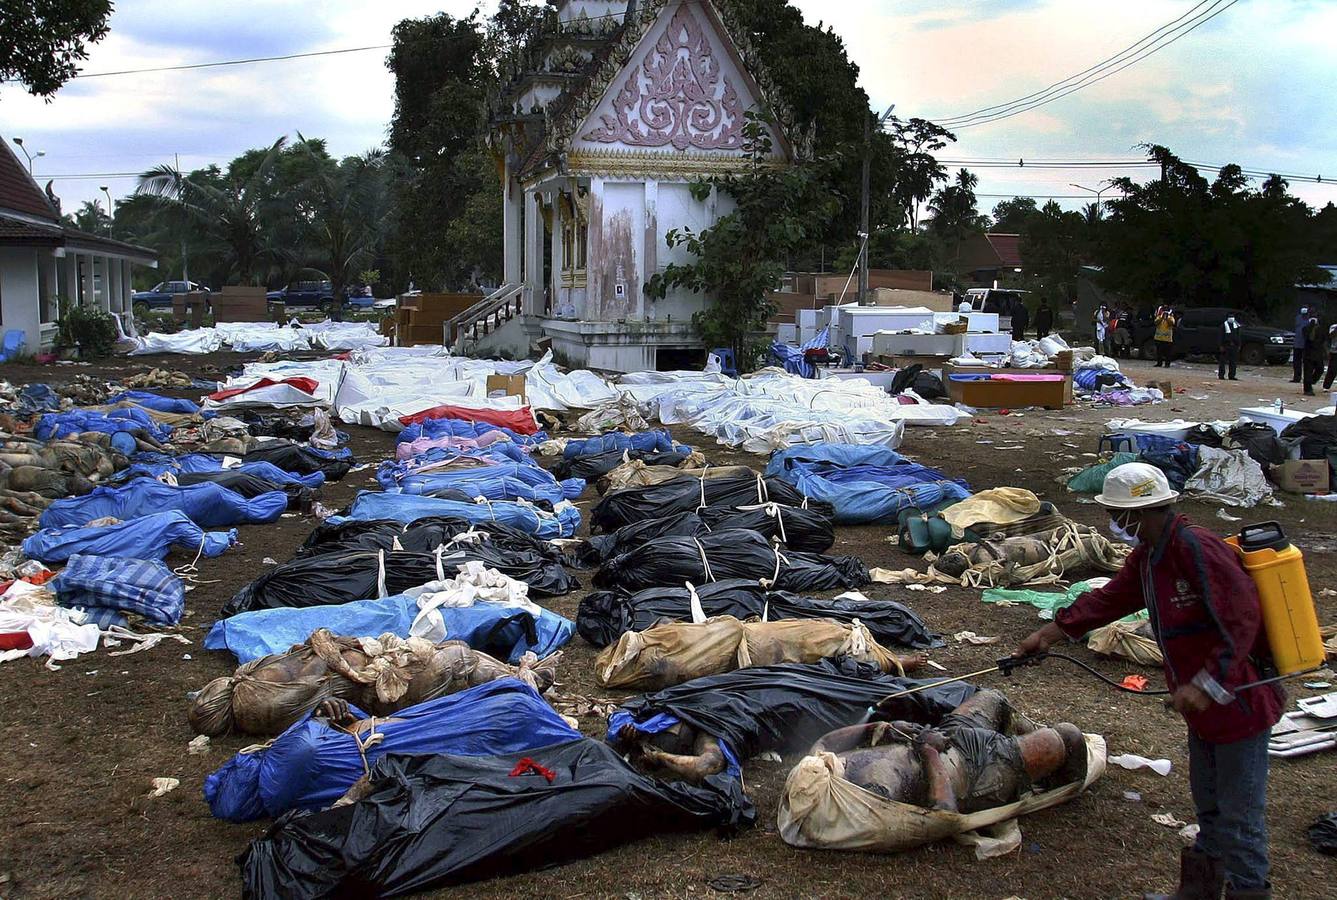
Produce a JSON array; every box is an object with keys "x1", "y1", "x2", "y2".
[{"x1": 580, "y1": 3, "x2": 747, "y2": 153}]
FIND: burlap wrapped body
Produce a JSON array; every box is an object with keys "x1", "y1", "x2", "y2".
[
  {"x1": 594, "y1": 616, "x2": 921, "y2": 691},
  {"x1": 189, "y1": 628, "x2": 561, "y2": 736},
  {"x1": 778, "y1": 732, "x2": 1106, "y2": 855},
  {"x1": 932, "y1": 522, "x2": 1127, "y2": 588}
]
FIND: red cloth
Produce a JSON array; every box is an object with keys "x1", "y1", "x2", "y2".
[
  {"x1": 508, "y1": 757, "x2": 556, "y2": 783},
  {"x1": 208, "y1": 377, "x2": 320, "y2": 402},
  {"x1": 1056, "y1": 515, "x2": 1283, "y2": 743},
  {"x1": 398, "y1": 404, "x2": 539, "y2": 435}
]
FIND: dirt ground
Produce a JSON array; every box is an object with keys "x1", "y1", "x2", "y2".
[{"x1": 0, "y1": 352, "x2": 1332, "y2": 899}]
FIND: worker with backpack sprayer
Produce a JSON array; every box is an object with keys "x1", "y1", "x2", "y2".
[{"x1": 1017, "y1": 462, "x2": 1318, "y2": 900}]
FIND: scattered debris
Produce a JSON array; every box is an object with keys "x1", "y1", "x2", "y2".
[
  {"x1": 148, "y1": 777, "x2": 180, "y2": 797},
  {"x1": 1108, "y1": 754, "x2": 1172, "y2": 776},
  {"x1": 953, "y1": 631, "x2": 1000, "y2": 645},
  {"x1": 1152, "y1": 813, "x2": 1188, "y2": 828},
  {"x1": 188, "y1": 735, "x2": 211, "y2": 755}
]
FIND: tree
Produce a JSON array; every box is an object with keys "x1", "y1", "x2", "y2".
[
  {"x1": 1099, "y1": 144, "x2": 1330, "y2": 315},
  {"x1": 68, "y1": 199, "x2": 109, "y2": 234},
  {"x1": 296, "y1": 145, "x2": 392, "y2": 312},
  {"x1": 385, "y1": 11, "x2": 499, "y2": 289},
  {"x1": 645, "y1": 113, "x2": 839, "y2": 370},
  {"x1": 1, "y1": 0, "x2": 111, "y2": 99},
  {"x1": 926, "y1": 168, "x2": 986, "y2": 276},
  {"x1": 991, "y1": 197, "x2": 1039, "y2": 233},
  {"x1": 135, "y1": 138, "x2": 289, "y2": 285},
  {"x1": 1019, "y1": 201, "x2": 1087, "y2": 306}
]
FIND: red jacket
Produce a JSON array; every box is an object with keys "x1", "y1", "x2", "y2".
[{"x1": 1056, "y1": 515, "x2": 1283, "y2": 744}]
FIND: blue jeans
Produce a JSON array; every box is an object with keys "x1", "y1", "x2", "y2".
[{"x1": 1188, "y1": 729, "x2": 1271, "y2": 890}]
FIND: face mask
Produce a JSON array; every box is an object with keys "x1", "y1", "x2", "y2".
[{"x1": 1109, "y1": 516, "x2": 1141, "y2": 548}]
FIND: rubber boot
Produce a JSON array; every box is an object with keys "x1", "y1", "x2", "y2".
[{"x1": 1142, "y1": 847, "x2": 1224, "y2": 900}]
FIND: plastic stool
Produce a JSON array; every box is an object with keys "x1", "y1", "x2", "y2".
[
  {"x1": 1098, "y1": 433, "x2": 1136, "y2": 454},
  {"x1": 709, "y1": 347, "x2": 739, "y2": 377}
]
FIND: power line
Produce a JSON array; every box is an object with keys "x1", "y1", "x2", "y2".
[
  {"x1": 931, "y1": 0, "x2": 1216, "y2": 124},
  {"x1": 1, "y1": 44, "x2": 391, "y2": 83},
  {"x1": 915, "y1": 0, "x2": 1239, "y2": 130}
]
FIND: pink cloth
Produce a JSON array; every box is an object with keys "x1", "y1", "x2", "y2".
[
  {"x1": 991, "y1": 374, "x2": 1065, "y2": 382},
  {"x1": 394, "y1": 431, "x2": 510, "y2": 461}
]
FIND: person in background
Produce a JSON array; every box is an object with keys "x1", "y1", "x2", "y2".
[
  {"x1": 1035, "y1": 300, "x2": 1054, "y2": 340},
  {"x1": 1154, "y1": 305, "x2": 1177, "y2": 368},
  {"x1": 1322, "y1": 322, "x2": 1337, "y2": 391},
  {"x1": 1017, "y1": 463, "x2": 1281, "y2": 900},
  {"x1": 1292, "y1": 307, "x2": 1310, "y2": 383},
  {"x1": 1010, "y1": 298, "x2": 1030, "y2": 341},
  {"x1": 1093, "y1": 304, "x2": 1111, "y2": 355},
  {"x1": 1218, "y1": 313, "x2": 1242, "y2": 381},
  {"x1": 1302, "y1": 313, "x2": 1325, "y2": 396}
]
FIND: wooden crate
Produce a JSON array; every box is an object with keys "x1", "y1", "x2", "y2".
[
  {"x1": 942, "y1": 363, "x2": 1073, "y2": 403},
  {"x1": 212, "y1": 286, "x2": 270, "y2": 322},
  {"x1": 397, "y1": 323, "x2": 445, "y2": 346}
]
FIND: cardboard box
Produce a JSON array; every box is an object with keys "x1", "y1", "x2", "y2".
[
  {"x1": 486, "y1": 373, "x2": 527, "y2": 402},
  {"x1": 1273, "y1": 460, "x2": 1329, "y2": 494},
  {"x1": 946, "y1": 376, "x2": 1067, "y2": 410},
  {"x1": 1146, "y1": 379, "x2": 1173, "y2": 398}
]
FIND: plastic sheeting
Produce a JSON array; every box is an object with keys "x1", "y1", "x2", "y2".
[
  {"x1": 39, "y1": 479, "x2": 288, "y2": 529},
  {"x1": 301, "y1": 320, "x2": 388, "y2": 351},
  {"x1": 397, "y1": 417, "x2": 547, "y2": 448},
  {"x1": 23, "y1": 510, "x2": 236, "y2": 562},
  {"x1": 54, "y1": 554, "x2": 184, "y2": 625},
  {"x1": 222, "y1": 543, "x2": 576, "y2": 618},
  {"x1": 35, "y1": 407, "x2": 173, "y2": 442},
  {"x1": 206, "y1": 571, "x2": 573, "y2": 664},
  {"x1": 577, "y1": 580, "x2": 940, "y2": 650},
  {"x1": 1183, "y1": 446, "x2": 1274, "y2": 507},
  {"x1": 296, "y1": 516, "x2": 563, "y2": 563},
  {"x1": 765, "y1": 443, "x2": 971, "y2": 525},
  {"x1": 380, "y1": 462, "x2": 583, "y2": 505},
  {"x1": 608, "y1": 659, "x2": 976, "y2": 778},
  {"x1": 638, "y1": 369, "x2": 961, "y2": 452},
  {"x1": 237, "y1": 736, "x2": 747, "y2": 898},
  {"x1": 242, "y1": 442, "x2": 352, "y2": 481},
  {"x1": 336, "y1": 491, "x2": 580, "y2": 539},
  {"x1": 594, "y1": 528, "x2": 867, "y2": 593},
  {"x1": 590, "y1": 472, "x2": 829, "y2": 532},
  {"x1": 131, "y1": 328, "x2": 224, "y2": 355},
  {"x1": 204, "y1": 679, "x2": 580, "y2": 822},
  {"x1": 108, "y1": 391, "x2": 200, "y2": 414}
]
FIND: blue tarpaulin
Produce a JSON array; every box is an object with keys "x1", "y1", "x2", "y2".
[
  {"x1": 770, "y1": 327, "x2": 829, "y2": 379},
  {"x1": 108, "y1": 391, "x2": 201, "y2": 414},
  {"x1": 115, "y1": 456, "x2": 325, "y2": 490},
  {"x1": 380, "y1": 462, "x2": 583, "y2": 503},
  {"x1": 765, "y1": 443, "x2": 971, "y2": 524},
  {"x1": 562, "y1": 430, "x2": 686, "y2": 459},
  {"x1": 55, "y1": 554, "x2": 185, "y2": 625},
  {"x1": 334, "y1": 490, "x2": 581, "y2": 538},
  {"x1": 35, "y1": 407, "x2": 174, "y2": 442},
  {"x1": 203, "y1": 679, "x2": 581, "y2": 822},
  {"x1": 397, "y1": 418, "x2": 548, "y2": 447},
  {"x1": 39, "y1": 480, "x2": 288, "y2": 529},
  {"x1": 23, "y1": 510, "x2": 236, "y2": 562},
  {"x1": 204, "y1": 591, "x2": 574, "y2": 664}
]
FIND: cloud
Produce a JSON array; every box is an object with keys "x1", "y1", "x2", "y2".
[{"x1": 6, "y1": 0, "x2": 1336, "y2": 217}]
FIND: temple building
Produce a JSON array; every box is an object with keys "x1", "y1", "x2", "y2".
[{"x1": 464, "y1": 0, "x2": 794, "y2": 370}]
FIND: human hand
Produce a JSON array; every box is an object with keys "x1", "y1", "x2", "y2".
[
  {"x1": 1171, "y1": 684, "x2": 1212, "y2": 716},
  {"x1": 1015, "y1": 622, "x2": 1066, "y2": 659}
]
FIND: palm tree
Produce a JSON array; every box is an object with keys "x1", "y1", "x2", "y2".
[
  {"x1": 135, "y1": 137, "x2": 287, "y2": 285},
  {"x1": 296, "y1": 142, "x2": 391, "y2": 315},
  {"x1": 71, "y1": 199, "x2": 110, "y2": 233}
]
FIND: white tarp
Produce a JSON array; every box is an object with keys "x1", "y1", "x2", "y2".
[
  {"x1": 1184, "y1": 446, "x2": 1276, "y2": 507},
  {"x1": 303, "y1": 320, "x2": 389, "y2": 350},
  {"x1": 215, "y1": 322, "x2": 311, "y2": 353},
  {"x1": 130, "y1": 328, "x2": 224, "y2": 355},
  {"x1": 637, "y1": 368, "x2": 959, "y2": 451}
]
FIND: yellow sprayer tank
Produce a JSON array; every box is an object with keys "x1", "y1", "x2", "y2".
[{"x1": 1226, "y1": 522, "x2": 1326, "y2": 676}]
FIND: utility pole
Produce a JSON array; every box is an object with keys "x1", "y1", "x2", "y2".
[
  {"x1": 176, "y1": 152, "x2": 189, "y2": 285},
  {"x1": 859, "y1": 104, "x2": 895, "y2": 306}
]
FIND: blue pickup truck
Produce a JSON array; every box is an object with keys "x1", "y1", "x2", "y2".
[
  {"x1": 266, "y1": 280, "x2": 376, "y2": 312},
  {"x1": 131, "y1": 280, "x2": 210, "y2": 312}
]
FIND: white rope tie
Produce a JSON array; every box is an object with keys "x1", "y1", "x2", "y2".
[
  {"x1": 376, "y1": 549, "x2": 388, "y2": 598},
  {"x1": 692, "y1": 537, "x2": 716, "y2": 583},
  {"x1": 760, "y1": 547, "x2": 789, "y2": 589},
  {"x1": 173, "y1": 534, "x2": 218, "y2": 583},
  {"x1": 697, "y1": 473, "x2": 707, "y2": 511},
  {"x1": 434, "y1": 545, "x2": 445, "y2": 581},
  {"x1": 686, "y1": 581, "x2": 707, "y2": 623}
]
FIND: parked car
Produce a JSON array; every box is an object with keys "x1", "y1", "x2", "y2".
[
  {"x1": 266, "y1": 280, "x2": 339, "y2": 311},
  {"x1": 1126, "y1": 307, "x2": 1292, "y2": 366},
  {"x1": 131, "y1": 280, "x2": 209, "y2": 311}
]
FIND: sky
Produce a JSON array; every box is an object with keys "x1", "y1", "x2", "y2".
[{"x1": 3, "y1": 0, "x2": 1335, "y2": 223}]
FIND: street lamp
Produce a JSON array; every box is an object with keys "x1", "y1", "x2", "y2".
[
  {"x1": 1070, "y1": 181, "x2": 1113, "y2": 218},
  {"x1": 100, "y1": 186, "x2": 114, "y2": 234},
  {"x1": 11, "y1": 137, "x2": 45, "y2": 175}
]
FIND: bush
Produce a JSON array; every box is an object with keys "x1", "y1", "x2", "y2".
[{"x1": 57, "y1": 301, "x2": 118, "y2": 357}]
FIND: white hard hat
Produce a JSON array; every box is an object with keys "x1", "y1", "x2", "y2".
[{"x1": 1095, "y1": 462, "x2": 1179, "y2": 509}]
